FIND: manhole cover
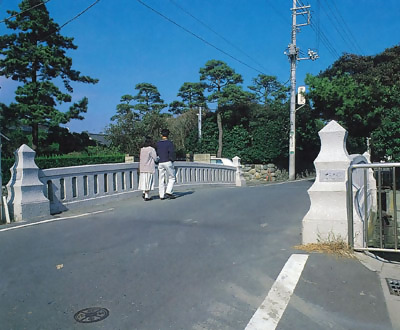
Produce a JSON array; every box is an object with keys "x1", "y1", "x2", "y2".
[
  {"x1": 74, "y1": 307, "x2": 109, "y2": 323},
  {"x1": 386, "y1": 278, "x2": 400, "y2": 296}
]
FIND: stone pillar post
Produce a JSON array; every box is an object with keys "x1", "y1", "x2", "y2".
[
  {"x1": 6, "y1": 144, "x2": 50, "y2": 222},
  {"x1": 232, "y1": 156, "x2": 246, "y2": 187},
  {"x1": 302, "y1": 121, "x2": 351, "y2": 244}
]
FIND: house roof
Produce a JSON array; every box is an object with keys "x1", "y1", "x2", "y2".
[{"x1": 87, "y1": 133, "x2": 111, "y2": 146}]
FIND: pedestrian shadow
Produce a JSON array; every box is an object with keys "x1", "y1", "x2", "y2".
[
  {"x1": 175, "y1": 191, "x2": 194, "y2": 198},
  {"x1": 152, "y1": 191, "x2": 195, "y2": 200}
]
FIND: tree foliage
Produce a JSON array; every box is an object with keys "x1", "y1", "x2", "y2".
[
  {"x1": 169, "y1": 82, "x2": 207, "y2": 114},
  {"x1": 248, "y1": 74, "x2": 289, "y2": 106},
  {"x1": 133, "y1": 82, "x2": 166, "y2": 115},
  {"x1": 305, "y1": 73, "x2": 375, "y2": 136},
  {"x1": 199, "y1": 59, "x2": 248, "y2": 157},
  {"x1": 107, "y1": 94, "x2": 140, "y2": 156},
  {"x1": 107, "y1": 61, "x2": 317, "y2": 170},
  {"x1": 0, "y1": 0, "x2": 98, "y2": 151},
  {"x1": 305, "y1": 45, "x2": 400, "y2": 159},
  {"x1": 106, "y1": 83, "x2": 169, "y2": 156},
  {"x1": 166, "y1": 109, "x2": 198, "y2": 158}
]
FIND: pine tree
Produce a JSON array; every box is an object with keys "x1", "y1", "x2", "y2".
[
  {"x1": 0, "y1": 0, "x2": 98, "y2": 151},
  {"x1": 200, "y1": 60, "x2": 250, "y2": 157}
]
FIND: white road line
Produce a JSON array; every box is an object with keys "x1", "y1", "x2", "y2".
[
  {"x1": 0, "y1": 208, "x2": 114, "y2": 233},
  {"x1": 245, "y1": 254, "x2": 309, "y2": 330}
]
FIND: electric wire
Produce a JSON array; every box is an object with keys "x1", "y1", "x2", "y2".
[
  {"x1": 315, "y1": 0, "x2": 320, "y2": 52},
  {"x1": 296, "y1": 0, "x2": 340, "y2": 59},
  {"x1": 330, "y1": 0, "x2": 363, "y2": 54},
  {"x1": 137, "y1": 0, "x2": 266, "y2": 75},
  {"x1": 169, "y1": 0, "x2": 268, "y2": 73},
  {"x1": 36, "y1": 0, "x2": 100, "y2": 41},
  {"x1": 267, "y1": 0, "x2": 338, "y2": 59},
  {"x1": 319, "y1": 0, "x2": 358, "y2": 54},
  {"x1": 1, "y1": 0, "x2": 100, "y2": 35},
  {"x1": 298, "y1": 0, "x2": 362, "y2": 56},
  {"x1": 0, "y1": 0, "x2": 52, "y2": 24},
  {"x1": 58, "y1": 0, "x2": 100, "y2": 30},
  {"x1": 265, "y1": 0, "x2": 288, "y2": 26},
  {"x1": 309, "y1": 20, "x2": 340, "y2": 58}
]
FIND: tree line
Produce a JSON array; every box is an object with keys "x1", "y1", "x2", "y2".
[
  {"x1": 105, "y1": 61, "x2": 308, "y2": 168},
  {"x1": 107, "y1": 45, "x2": 400, "y2": 170},
  {"x1": 1, "y1": 0, "x2": 399, "y2": 174}
]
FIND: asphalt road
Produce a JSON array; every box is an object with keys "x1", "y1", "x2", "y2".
[{"x1": 0, "y1": 180, "x2": 395, "y2": 329}]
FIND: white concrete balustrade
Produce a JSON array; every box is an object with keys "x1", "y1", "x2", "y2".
[
  {"x1": 41, "y1": 162, "x2": 141, "y2": 214},
  {"x1": 6, "y1": 145, "x2": 243, "y2": 221}
]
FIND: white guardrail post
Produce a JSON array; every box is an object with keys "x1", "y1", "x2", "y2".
[
  {"x1": 233, "y1": 156, "x2": 246, "y2": 187},
  {"x1": 302, "y1": 120, "x2": 371, "y2": 246},
  {"x1": 6, "y1": 144, "x2": 50, "y2": 222}
]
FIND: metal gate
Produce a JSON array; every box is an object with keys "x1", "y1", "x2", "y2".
[{"x1": 347, "y1": 163, "x2": 400, "y2": 253}]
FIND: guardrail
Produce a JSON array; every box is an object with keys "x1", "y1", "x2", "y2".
[
  {"x1": 5, "y1": 145, "x2": 244, "y2": 222},
  {"x1": 41, "y1": 161, "x2": 237, "y2": 214}
]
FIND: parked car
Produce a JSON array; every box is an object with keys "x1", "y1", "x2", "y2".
[{"x1": 210, "y1": 157, "x2": 234, "y2": 166}]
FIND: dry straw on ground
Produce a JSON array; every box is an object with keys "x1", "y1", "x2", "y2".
[{"x1": 294, "y1": 235, "x2": 355, "y2": 258}]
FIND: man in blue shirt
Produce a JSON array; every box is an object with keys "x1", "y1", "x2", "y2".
[{"x1": 156, "y1": 129, "x2": 176, "y2": 200}]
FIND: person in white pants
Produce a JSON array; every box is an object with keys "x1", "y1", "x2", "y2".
[{"x1": 156, "y1": 129, "x2": 176, "y2": 200}]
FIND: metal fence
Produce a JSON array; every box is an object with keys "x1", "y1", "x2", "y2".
[{"x1": 347, "y1": 163, "x2": 400, "y2": 253}]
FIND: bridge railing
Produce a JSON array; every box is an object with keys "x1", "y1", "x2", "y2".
[
  {"x1": 40, "y1": 162, "x2": 140, "y2": 214},
  {"x1": 5, "y1": 145, "x2": 244, "y2": 222},
  {"x1": 41, "y1": 161, "x2": 237, "y2": 215}
]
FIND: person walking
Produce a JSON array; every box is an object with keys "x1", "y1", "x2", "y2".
[
  {"x1": 156, "y1": 129, "x2": 176, "y2": 200},
  {"x1": 138, "y1": 136, "x2": 158, "y2": 201}
]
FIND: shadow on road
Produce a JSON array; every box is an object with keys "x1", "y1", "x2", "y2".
[{"x1": 151, "y1": 190, "x2": 195, "y2": 200}]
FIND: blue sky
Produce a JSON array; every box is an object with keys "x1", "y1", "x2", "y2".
[{"x1": 1, "y1": 0, "x2": 399, "y2": 134}]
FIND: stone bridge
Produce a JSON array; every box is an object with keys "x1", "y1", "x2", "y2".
[{"x1": 5, "y1": 149, "x2": 245, "y2": 222}]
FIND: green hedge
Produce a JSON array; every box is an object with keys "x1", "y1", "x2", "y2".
[
  {"x1": 1, "y1": 158, "x2": 14, "y2": 185},
  {"x1": 1, "y1": 154, "x2": 125, "y2": 185}
]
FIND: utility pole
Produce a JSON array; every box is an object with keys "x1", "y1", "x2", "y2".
[{"x1": 286, "y1": 0, "x2": 318, "y2": 181}]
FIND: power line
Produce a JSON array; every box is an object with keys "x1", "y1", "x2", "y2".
[
  {"x1": 169, "y1": 0, "x2": 268, "y2": 73},
  {"x1": 1, "y1": 0, "x2": 100, "y2": 35},
  {"x1": 319, "y1": 0, "x2": 358, "y2": 54},
  {"x1": 136, "y1": 0, "x2": 266, "y2": 76},
  {"x1": 298, "y1": 0, "x2": 362, "y2": 57},
  {"x1": 330, "y1": 0, "x2": 363, "y2": 54},
  {"x1": 265, "y1": 0, "x2": 288, "y2": 25},
  {"x1": 310, "y1": 20, "x2": 340, "y2": 58},
  {"x1": 59, "y1": 0, "x2": 100, "y2": 30},
  {"x1": 34, "y1": 0, "x2": 100, "y2": 41},
  {"x1": 296, "y1": 0, "x2": 340, "y2": 59},
  {"x1": 0, "y1": 0, "x2": 52, "y2": 24},
  {"x1": 315, "y1": 0, "x2": 320, "y2": 52}
]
